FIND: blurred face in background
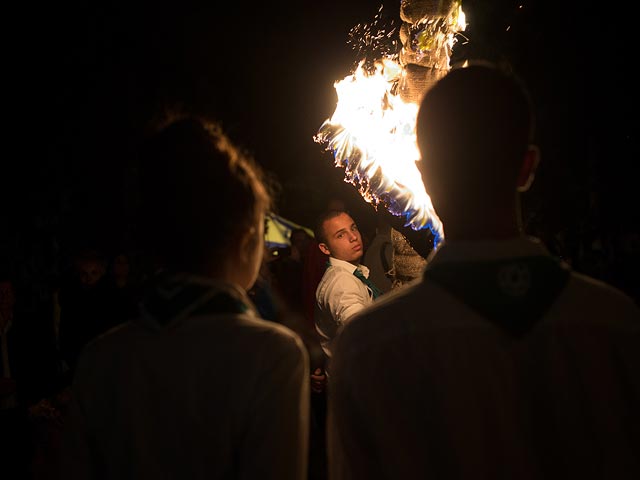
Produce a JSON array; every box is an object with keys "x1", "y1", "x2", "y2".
[
  {"x1": 76, "y1": 260, "x2": 106, "y2": 288},
  {"x1": 290, "y1": 229, "x2": 312, "y2": 261}
]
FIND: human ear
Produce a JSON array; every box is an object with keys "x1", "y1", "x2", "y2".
[
  {"x1": 517, "y1": 145, "x2": 540, "y2": 192},
  {"x1": 238, "y1": 227, "x2": 258, "y2": 264},
  {"x1": 318, "y1": 242, "x2": 331, "y2": 256}
]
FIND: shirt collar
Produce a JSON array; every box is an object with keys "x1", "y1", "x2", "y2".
[{"x1": 328, "y1": 257, "x2": 370, "y2": 277}]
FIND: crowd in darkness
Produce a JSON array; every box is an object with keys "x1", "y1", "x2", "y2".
[
  {"x1": 0, "y1": 202, "x2": 346, "y2": 478},
  {"x1": 1, "y1": 178, "x2": 638, "y2": 478},
  {"x1": 0, "y1": 246, "x2": 141, "y2": 478},
  {"x1": 1, "y1": 1, "x2": 638, "y2": 478},
  {"x1": 0, "y1": 120, "x2": 332, "y2": 479},
  {"x1": 3, "y1": 1, "x2": 638, "y2": 316}
]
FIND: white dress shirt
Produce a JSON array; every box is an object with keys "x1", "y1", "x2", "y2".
[{"x1": 314, "y1": 257, "x2": 375, "y2": 360}]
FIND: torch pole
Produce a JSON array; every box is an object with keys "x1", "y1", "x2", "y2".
[{"x1": 390, "y1": 0, "x2": 460, "y2": 288}]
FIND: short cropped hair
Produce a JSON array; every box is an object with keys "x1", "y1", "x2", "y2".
[
  {"x1": 416, "y1": 61, "x2": 535, "y2": 201},
  {"x1": 314, "y1": 209, "x2": 349, "y2": 245},
  {"x1": 136, "y1": 115, "x2": 272, "y2": 273}
]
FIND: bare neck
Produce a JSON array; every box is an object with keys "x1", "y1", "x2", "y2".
[{"x1": 439, "y1": 198, "x2": 524, "y2": 242}]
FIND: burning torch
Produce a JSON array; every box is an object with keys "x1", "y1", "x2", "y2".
[{"x1": 315, "y1": 0, "x2": 466, "y2": 287}]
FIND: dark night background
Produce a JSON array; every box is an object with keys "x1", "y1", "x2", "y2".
[{"x1": 3, "y1": 1, "x2": 639, "y2": 305}]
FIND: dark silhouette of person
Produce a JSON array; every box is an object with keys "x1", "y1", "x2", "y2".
[
  {"x1": 1, "y1": 273, "x2": 60, "y2": 479},
  {"x1": 57, "y1": 247, "x2": 120, "y2": 384},
  {"x1": 105, "y1": 249, "x2": 140, "y2": 322},
  {"x1": 59, "y1": 114, "x2": 310, "y2": 480},
  {"x1": 270, "y1": 228, "x2": 313, "y2": 317},
  {"x1": 327, "y1": 61, "x2": 640, "y2": 480}
]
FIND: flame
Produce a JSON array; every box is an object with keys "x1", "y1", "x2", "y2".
[
  {"x1": 315, "y1": 59, "x2": 438, "y2": 233},
  {"x1": 314, "y1": 2, "x2": 466, "y2": 248}
]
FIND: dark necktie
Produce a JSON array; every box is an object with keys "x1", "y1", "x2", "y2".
[{"x1": 353, "y1": 268, "x2": 383, "y2": 299}]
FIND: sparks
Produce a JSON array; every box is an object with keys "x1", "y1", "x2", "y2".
[{"x1": 314, "y1": 2, "x2": 466, "y2": 247}]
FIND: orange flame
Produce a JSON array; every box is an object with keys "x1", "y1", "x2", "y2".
[{"x1": 315, "y1": 3, "x2": 466, "y2": 247}]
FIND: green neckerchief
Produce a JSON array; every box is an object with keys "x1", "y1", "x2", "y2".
[
  {"x1": 141, "y1": 273, "x2": 249, "y2": 328},
  {"x1": 325, "y1": 260, "x2": 383, "y2": 299},
  {"x1": 424, "y1": 256, "x2": 570, "y2": 338},
  {"x1": 354, "y1": 268, "x2": 383, "y2": 299}
]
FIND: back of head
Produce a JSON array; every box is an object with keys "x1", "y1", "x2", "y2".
[
  {"x1": 136, "y1": 115, "x2": 271, "y2": 275},
  {"x1": 416, "y1": 61, "x2": 535, "y2": 212}
]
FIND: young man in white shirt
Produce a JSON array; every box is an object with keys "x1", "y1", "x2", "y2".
[{"x1": 313, "y1": 209, "x2": 382, "y2": 364}]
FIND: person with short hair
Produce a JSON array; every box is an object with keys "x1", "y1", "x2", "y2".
[
  {"x1": 313, "y1": 209, "x2": 382, "y2": 365},
  {"x1": 327, "y1": 61, "x2": 640, "y2": 480},
  {"x1": 310, "y1": 208, "x2": 384, "y2": 480}
]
